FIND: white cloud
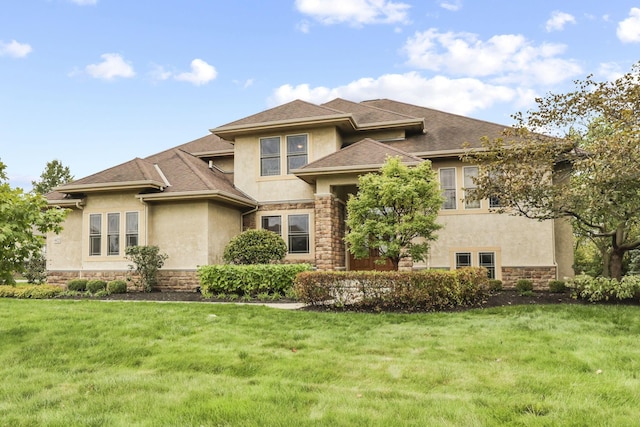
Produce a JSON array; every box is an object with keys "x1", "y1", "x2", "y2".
[
  {"x1": 269, "y1": 72, "x2": 522, "y2": 116},
  {"x1": 402, "y1": 28, "x2": 582, "y2": 86},
  {"x1": 84, "y1": 53, "x2": 135, "y2": 80},
  {"x1": 440, "y1": 1, "x2": 462, "y2": 12},
  {"x1": 598, "y1": 62, "x2": 624, "y2": 81},
  {"x1": 545, "y1": 11, "x2": 576, "y2": 32},
  {"x1": 617, "y1": 7, "x2": 640, "y2": 43},
  {"x1": 149, "y1": 64, "x2": 172, "y2": 82},
  {"x1": 296, "y1": 20, "x2": 311, "y2": 33},
  {"x1": 174, "y1": 59, "x2": 217, "y2": 85},
  {"x1": 69, "y1": 0, "x2": 97, "y2": 5},
  {"x1": 295, "y1": 0, "x2": 410, "y2": 26},
  {"x1": 0, "y1": 40, "x2": 32, "y2": 58}
]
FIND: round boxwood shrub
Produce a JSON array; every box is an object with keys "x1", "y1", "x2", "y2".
[
  {"x1": 223, "y1": 229, "x2": 287, "y2": 265},
  {"x1": 86, "y1": 279, "x2": 107, "y2": 294},
  {"x1": 107, "y1": 280, "x2": 127, "y2": 294},
  {"x1": 548, "y1": 280, "x2": 567, "y2": 293},
  {"x1": 67, "y1": 279, "x2": 88, "y2": 292}
]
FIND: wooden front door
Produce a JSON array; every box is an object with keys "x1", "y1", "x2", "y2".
[{"x1": 348, "y1": 248, "x2": 395, "y2": 271}]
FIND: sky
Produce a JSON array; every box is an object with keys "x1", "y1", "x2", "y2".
[{"x1": 1, "y1": 0, "x2": 639, "y2": 190}]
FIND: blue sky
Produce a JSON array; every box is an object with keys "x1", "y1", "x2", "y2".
[{"x1": 1, "y1": 0, "x2": 639, "y2": 190}]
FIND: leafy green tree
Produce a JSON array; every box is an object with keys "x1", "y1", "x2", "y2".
[
  {"x1": 125, "y1": 245, "x2": 169, "y2": 292},
  {"x1": 31, "y1": 159, "x2": 73, "y2": 195},
  {"x1": 463, "y1": 63, "x2": 640, "y2": 280},
  {"x1": 0, "y1": 160, "x2": 67, "y2": 284},
  {"x1": 223, "y1": 229, "x2": 287, "y2": 264},
  {"x1": 345, "y1": 156, "x2": 443, "y2": 270}
]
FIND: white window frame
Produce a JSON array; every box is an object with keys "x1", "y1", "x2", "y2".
[
  {"x1": 125, "y1": 211, "x2": 139, "y2": 248},
  {"x1": 259, "y1": 136, "x2": 281, "y2": 177},
  {"x1": 463, "y1": 166, "x2": 480, "y2": 209},
  {"x1": 439, "y1": 168, "x2": 457, "y2": 210},
  {"x1": 259, "y1": 212, "x2": 312, "y2": 255},
  {"x1": 107, "y1": 212, "x2": 120, "y2": 256},
  {"x1": 89, "y1": 214, "x2": 102, "y2": 257}
]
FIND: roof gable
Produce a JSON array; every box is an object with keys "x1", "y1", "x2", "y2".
[{"x1": 321, "y1": 98, "x2": 423, "y2": 129}]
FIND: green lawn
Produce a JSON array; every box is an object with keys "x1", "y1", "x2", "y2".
[{"x1": 0, "y1": 300, "x2": 638, "y2": 426}]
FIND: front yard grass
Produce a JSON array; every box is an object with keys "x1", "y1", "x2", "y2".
[{"x1": 0, "y1": 300, "x2": 639, "y2": 426}]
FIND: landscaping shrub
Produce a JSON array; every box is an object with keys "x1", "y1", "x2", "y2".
[
  {"x1": 107, "y1": 280, "x2": 127, "y2": 294},
  {"x1": 0, "y1": 285, "x2": 62, "y2": 299},
  {"x1": 488, "y1": 279, "x2": 503, "y2": 291},
  {"x1": 293, "y1": 268, "x2": 488, "y2": 311},
  {"x1": 23, "y1": 252, "x2": 47, "y2": 284},
  {"x1": 126, "y1": 245, "x2": 169, "y2": 292},
  {"x1": 548, "y1": 280, "x2": 567, "y2": 293},
  {"x1": 567, "y1": 275, "x2": 640, "y2": 302},
  {"x1": 516, "y1": 279, "x2": 534, "y2": 295},
  {"x1": 86, "y1": 279, "x2": 107, "y2": 294},
  {"x1": 198, "y1": 264, "x2": 312, "y2": 298},
  {"x1": 223, "y1": 229, "x2": 287, "y2": 265},
  {"x1": 67, "y1": 279, "x2": 88, "y2": 292}
]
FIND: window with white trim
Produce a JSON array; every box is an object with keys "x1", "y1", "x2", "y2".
[
  {"x1": 126, "y1": 212, "x2": 139, "y2": 247},
  {"x1": 260, "y1": 137, "x2": 281, "y2": 176},
  {"x1": 463, "y1": 166, "x2": 480, "y2": 209},
  {"x1": 479, "y1": 252, "x2": 496, "y2": 279},
  {"x1": 440, "y1": 168, "x2": 457, "y2": 210},
  {"x1": 260, "y1": 213, "x2": 310, "y2": 254},
  {"x1": 107, "y1": 213, "x2": 120, "y2": 256},
  {"x1": 89, "y1": 214, "x2": 102, "y2": 256},
  {"x1": 455, "y1": 252, "x2": 472, "y2": 269}
]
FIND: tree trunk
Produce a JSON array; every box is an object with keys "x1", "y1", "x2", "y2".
[
  {"x1": 391, "y1": 257, "x2": 400, "y2": 271},
  {"x1": 601, "y1": 248, "x2": 611, "y2": 278},
  {"x1": 609, "y1": 249, "x2": 624, "y2": 281}
]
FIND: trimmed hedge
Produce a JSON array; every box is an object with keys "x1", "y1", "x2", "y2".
[
  {"x1": 107, "y1": 280, "x2": 127, "y2": 294},
  {"x1": 294, "y1": 267, "x2": 489, "y2": 311},
  {"x1": 67, "y1": 279, "x2": 88, "y2": 292},
  {"x1": 198, "y1": 264, "x2": 313, "y2": 298},
  {"x1": 86, "y1": 279, "x2": 107, "y2": 294},
  {"x1": 0, "y1": 285, "x2": 63, "y2": 299}
]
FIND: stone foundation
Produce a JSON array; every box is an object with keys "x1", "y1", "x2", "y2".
[
  {"x1": 501, "y1": 266, "x2": 557, "y2": 290},
  {"x1": 314, "y1": 195, "x2": 345, "y2": 270},
  {"x1": 46, "y1": 269, "x2": 200, "y2": 292}
]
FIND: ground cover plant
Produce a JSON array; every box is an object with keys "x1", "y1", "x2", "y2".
[{"x1": 0, "y1": 300, "x2": 639, "y2": 426}]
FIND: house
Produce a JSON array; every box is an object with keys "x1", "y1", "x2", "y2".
[{"x1": 46, "y1": 98, "x2": 574, "y2": 290}]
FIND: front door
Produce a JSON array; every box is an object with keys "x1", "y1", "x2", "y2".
[{"x1": 348, "y1": 248, "x2": 395, "y2": 271}]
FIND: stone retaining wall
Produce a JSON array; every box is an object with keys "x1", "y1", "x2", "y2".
[
  {"x1": 501, "y1": 266, "x2": 557, "y2": 290},
  {"x1": 46, "y1": 270, "x2": 200, "y2": 292}
]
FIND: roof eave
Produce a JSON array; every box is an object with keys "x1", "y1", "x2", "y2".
[
  {"x1": 137, "y1": 190, "x2": 256, "y2": 208},
  {"x1": 54, "y1": 180, "x2": 166, "y2": 194},
  {"x1": 211, "y1": 115, "x2": 357, "y2": 140}
]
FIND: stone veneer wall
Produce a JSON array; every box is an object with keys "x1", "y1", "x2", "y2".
[
  {"x1": 314, "y1": 195, "x2": 345, "y2": 270},
  {"x1": 46, "y1": 270, "x2": 200, "y2": 292},
  {"x1": 501, "y1": 266, "x2": 557, "y2": 289}
]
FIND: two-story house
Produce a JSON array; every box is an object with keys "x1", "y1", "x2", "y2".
[{"x1": 46, "y1": 98, "x2": 574, "y2": 290}]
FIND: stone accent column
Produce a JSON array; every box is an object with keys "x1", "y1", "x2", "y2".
[{"x1": 314, "y1": 194, "x2": 345, "y2": 270}]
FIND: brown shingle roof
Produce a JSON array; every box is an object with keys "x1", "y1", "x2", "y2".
[
  {"x1": 295, "y1": 138, "x2": 423, "y2": 173},
  {"x1": 321, "y1": 98, "x2": 423, "y2": 128},
  {"x1": 361, "y1": 99, "x2": 509, "y2": 154}
]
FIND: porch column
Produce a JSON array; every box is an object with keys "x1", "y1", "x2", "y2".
[{"x1": 314, "y1": 194, "x2": 345, "y2": 270}]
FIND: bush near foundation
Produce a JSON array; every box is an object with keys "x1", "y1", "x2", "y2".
[
  {"x1": 294, "y1": 267, "x2": 489, "y2": 311},
  {"x1": 198, "y1": 264, "x2": 313, "y2": 298},
  {"x1": 67, "y1": 279, "x2": 88, "y2": 292},
  {"x1": 0, "y1": 285, "x2": 63, "y2": 299},
  {"x1": 223, "y1": 229, "x2": 287, "y2": 265},
  {"x1": 86, "y1": 279, "x2": 107, "y2": 294},
  {"x1": 107, "y1": 280, "x2": 127, "y2": 294},
  {"x1": 567, "y1": 275, "x2": 640, "y2": 302}
]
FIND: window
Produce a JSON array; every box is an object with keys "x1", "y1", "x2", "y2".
[
  {"x1": 107, "y1": 213, "x2": 120, "y2": 256},
  {"x1": 126, "y1": 212, "x2": 139, "y2": 247},
  {"x1": 288, "y1": 214, "x2": 309, "y2": 254},
  {"x1": 261, "y1": 213, "x2": 310, "y2": 254},
  {"x1": 463, "y1": 166, "x2": 480, "y2": 209},
  {"x1": 286, "y1": 135, "x2": 308, "y2": 173},
  {"x1": 455, "y1": 252, "x2": 472, "y2": 269},
  {"x1": 261, "y1": 215, "x2": 282, "y2": 235},
  {"x1": 489, "y1": 195, "x2": 501, "y2": 209},
  {"x1": 89, "y1": 214, "x2": 102, "y2": 256},
  {"x1": 260, "y1": 137, "x2": 281, "y2": 176},
  {"x1": 479, "y1": 252, "x2": 496, "y2": 279},
  {"x1": 440, "y1": 168, "x2": 457, "y2": 209}
]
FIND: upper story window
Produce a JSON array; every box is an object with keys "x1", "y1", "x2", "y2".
[
  {"x1": 89, "y1": 214, "x2": 102, "y2": 256},
  {"x1": 286, "y1": 135, "x2": 308, "y2": 173},
  {"x1": 260, "y1": 137, "x2": 281, "y2": 176},
  {"x1": 463, "y1": 166, "x2": 480, "y2": 209},
  {"x1": 440, "y1": 168, "x2": 457, "y2": 210},
  {"x1": 260, "y1": 134, "x2": 308, "y2": 177}
]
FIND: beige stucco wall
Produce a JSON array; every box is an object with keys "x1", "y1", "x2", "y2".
[
  {"x1": 47, "y1": 208, "x2": 83, "y2": 270},
  {"x1": 147, "y1": 200, "x2": 210, "y2": 269},
  {"x1": 233, "y1": 126, "x2": 341, "y2": 202},
  {"x1": 207, "y1": 202, "x2": 242, "y2": 265}
]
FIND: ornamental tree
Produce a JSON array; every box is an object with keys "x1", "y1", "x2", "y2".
[
  {"x1": 345, "y1": 156, "x2": 443, "y2": 270},
  {"x1": 31, "y1": 159, "x2": 73, "y2": 195},
  {"x1": 0, "y1": 160, "x2": 67, "y2": 284},
  {"x1": 463, "y1": 63, "x2": 640, "y2": 280}
]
